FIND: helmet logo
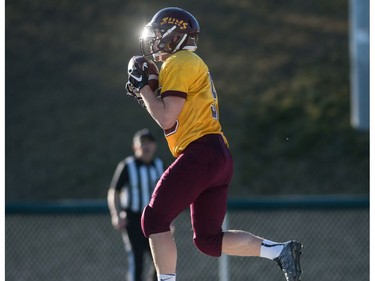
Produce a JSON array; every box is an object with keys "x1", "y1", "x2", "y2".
[{"x1": 161, "y1": 17, "x2": 188, "y2": 30}]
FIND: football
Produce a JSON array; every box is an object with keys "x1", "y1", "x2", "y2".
[{"x1": 129, "y1": 56, "x2": 159, "y2": 92}]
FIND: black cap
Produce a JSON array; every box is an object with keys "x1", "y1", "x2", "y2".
[{"x1": 133, "y1": 128, "x2": 156, "y2": 144}]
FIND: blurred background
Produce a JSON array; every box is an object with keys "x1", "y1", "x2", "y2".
[
  {"x1": 5, "y1": 0, "x2": 369, "y2": 200},
  {"x1": 5, "y1": 0, "x2": 369, "y2": 280}
]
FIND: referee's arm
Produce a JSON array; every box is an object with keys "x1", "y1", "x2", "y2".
[{"x1": 108, "y1": 161, "x2": 128, "y2": 230}]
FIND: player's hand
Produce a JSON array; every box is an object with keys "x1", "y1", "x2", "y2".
[
  {"x1": 125, "y1": 82, "x2": 146, "y2": 108},
  {"x1": 126, "y1": 56, "x2": 151, "y2": 108},
  {"x1": 127, "y1": 56, "x2": 149, "y2": 92}
]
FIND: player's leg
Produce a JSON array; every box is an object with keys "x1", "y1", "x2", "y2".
[
  {"x1": 190, "y1": 183, "x2": 228, "y2": 257},
  {"x1": 189, "y1": 134, "x2": 234, "y2": 257},
  {"x1": 148, "y1": 231, "x2": 177, "y2": 277},
  {"x1": 190, "y1": 179, "x2": 264, "y2": 256},
  {"x1": 190, "y1": 188, "x2": 264, "y2": 258},
  {"x1": 142, "y1": 135, "x2": 226, "y2": 280},
  {"x1": 142, "y1": 180, "x2": 187, "y2": 279},
  {"x1": 145, "y1": 233, "x2": 158, "y2": 281},
  {"x1": 222, "y1": 231, "x2": 263, "y2": 256},
  {"x1": 188, "y1": 136, "x2": 302, "y2": 280},
  {"x1": 142, "y1": 150, "x2": 209, "y2": 279},
  {"x1": 191, "y1": 189, "x2": 271, "y2": 259},
  {"x1": 192, "y1": 194, "x2": 303, "y2": 281}
]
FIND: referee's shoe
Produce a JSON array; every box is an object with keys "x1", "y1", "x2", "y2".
[{"x1": 273, "y1": 240, "x2": 303, "y2": 281}]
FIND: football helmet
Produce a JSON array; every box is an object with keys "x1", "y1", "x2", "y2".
[{"x1": 140, "y1": 7, "x2": 200, "y2": 61}]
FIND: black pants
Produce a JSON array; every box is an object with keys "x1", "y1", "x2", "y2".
[{"x1": 122, "y1": 210, "x2": 157, "y2": 281}]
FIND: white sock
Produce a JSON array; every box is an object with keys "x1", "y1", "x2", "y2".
[
  {"x1": 158, "y1": 274, "x2": 176, "y2": 281},
  {"x1": 260, "y1": 239, "x2": 285, "y2": 260}
]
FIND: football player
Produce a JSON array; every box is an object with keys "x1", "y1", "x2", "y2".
[{"x1": 126, "y1": 7, "x2": 303, "y2": 281}]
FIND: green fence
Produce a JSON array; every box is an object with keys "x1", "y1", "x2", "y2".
[{"x1": 6, "y1": 196, "x2": 369, "y2": 281}]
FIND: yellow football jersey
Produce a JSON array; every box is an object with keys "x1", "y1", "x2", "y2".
[{"x1": 159, "y1": 50, "x2": 228, "y2": 157}]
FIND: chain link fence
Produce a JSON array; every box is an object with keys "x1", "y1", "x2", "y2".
[{"x1": 6, "y1": 196, "x2": 369, "y2": 281}]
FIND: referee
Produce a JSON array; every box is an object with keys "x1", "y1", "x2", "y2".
[{"x1": 108, "y1": 129, "x2": 165, "y2": 281}]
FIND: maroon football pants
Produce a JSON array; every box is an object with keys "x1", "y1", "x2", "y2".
[{"x1": 141, "y1": 134, "x2": 233, "y2": 257}]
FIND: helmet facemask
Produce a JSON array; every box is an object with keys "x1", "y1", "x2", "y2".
[
  {"x1": 140, "y1": 26, "x2": 163, "y2": 61},
  {"x1": 140, "y1": 24, "x2": 198, "y2": 62}
]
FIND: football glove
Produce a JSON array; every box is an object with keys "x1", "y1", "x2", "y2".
[
  {"x1": 127, "y1": 56, "x2": 149, "y2": 92},
  {"x1": 125, "y1": 82, "x2": 146, "y2": 108}
]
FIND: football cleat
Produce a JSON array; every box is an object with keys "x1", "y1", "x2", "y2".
[{"x1": 273, "y1": 240, "x2": 303, "y2": 281}]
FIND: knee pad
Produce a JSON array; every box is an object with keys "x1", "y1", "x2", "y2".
[
  {"x1": 141, "y1": 205, "x2": 171, "y2": 238},
  {"x1": 193, "y1": 233, "x2": 224, "y2": 257}
]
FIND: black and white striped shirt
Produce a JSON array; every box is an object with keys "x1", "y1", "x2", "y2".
[{"x1": 111, "y1": 156, "x2": 164, "y2": 213}]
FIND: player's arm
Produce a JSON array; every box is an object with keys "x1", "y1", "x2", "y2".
[
  {"x1": 126, "y1": 56, "x2": 185, "y2": 129},
  {"x1": 140, "y1": 85, "x2": 185, "y2": 130}
]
